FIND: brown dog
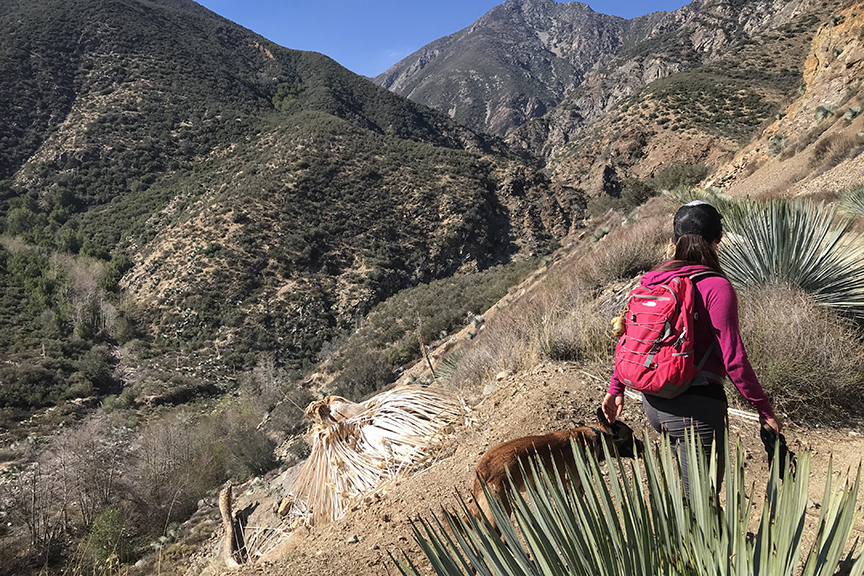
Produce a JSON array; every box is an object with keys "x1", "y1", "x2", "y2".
[{"x1": 468, "y1": 408, "x2": 642, "y2": 533}]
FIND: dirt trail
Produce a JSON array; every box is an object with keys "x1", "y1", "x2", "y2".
[{"x1": 208, "y1": 362, "x2": 864, "y2": 576}]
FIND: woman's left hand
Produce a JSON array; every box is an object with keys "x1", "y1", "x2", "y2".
[{"x1": 760, "y1": 415, "x2": 781, "y2": 434}]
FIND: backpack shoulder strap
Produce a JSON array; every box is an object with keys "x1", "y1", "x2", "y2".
[
  {"x1": 688, "y1": 270, "x2": 719, "y2": 282},
  {"x1": 687, "y1": 271, "x2": 722, "y2": 381}
]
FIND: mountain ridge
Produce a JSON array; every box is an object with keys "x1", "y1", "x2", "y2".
[
  {"x1": 0, "y1": 0, "x2": 580, "y2": 396},
  {"x1": 375, "y1": 0, "x2": 824, "y2": 142}
]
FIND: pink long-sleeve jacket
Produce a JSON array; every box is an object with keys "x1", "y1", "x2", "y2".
[{"x1": 607, "y1": 263, "x2": 775, "y2": 420}]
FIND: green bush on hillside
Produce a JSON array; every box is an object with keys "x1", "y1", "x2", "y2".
[
  {"x1": 0, "y1": 240, "x2": 123, "y2": 408},
  {"x1": 324, "y1": 260, "x2": 538, "y2": 399},
  {"x1": 590, "y1": 164, "x2": 708, "y2": 217},
  {"x1": 87, "y1": 506, "x2": 133, "y2": 565}
]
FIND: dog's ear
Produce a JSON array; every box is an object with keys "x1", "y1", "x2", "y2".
[{"x1": 596, "y1": 406, "x2": 609, "y2": 425}]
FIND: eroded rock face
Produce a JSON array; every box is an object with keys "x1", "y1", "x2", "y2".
[
  {"x1": 375, "y1": 0, "x2": 813, "y2": 140},
  {"x1": 707, "y1": 1, "x2": 864, "y2": 197},
  {"x1": 517, "y1": 0, "x2": 822, "y2": 161}
]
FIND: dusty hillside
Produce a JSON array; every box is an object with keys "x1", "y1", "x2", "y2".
[
  {"x1": 708, "y1": 0, "x2": 864, "y2": 198},
  {"x1": 168, "y1": 363, "x2": 864, "y2": 576}
]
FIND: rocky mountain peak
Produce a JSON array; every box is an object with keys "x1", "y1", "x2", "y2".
[{"x1": 375, "y1": 0, "x2": 627, "y2": 136}]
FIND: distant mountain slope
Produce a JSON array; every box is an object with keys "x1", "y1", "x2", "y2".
[
  {"x1": 514, "y1": 0, "x2": 828, "y2": 160},
  {"x1": 375, "y1": 0, "x2": 641, "y2": 136},
  {"x1": 0, "y1": 0, "x2": 498, "y2": 199},
  {"x1": 0, "y1": 0, "x2": 581, "y2": 398},
  {"x1": 376, "y1": 0, "x2": 658, "y2": 137},
  {"x1": 536, "y1": 1, "x2": 837, "y2": 196},
  {"x1": 375, "y1": 0, "x2": 829, "y2": 140},
  {"x1": 115, "y1": 111, "x2": 576, "y2": 368}
]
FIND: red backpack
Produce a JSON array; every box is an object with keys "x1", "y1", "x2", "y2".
[{"x1": 614, "y1": 273, "x2": 715, "y2": 398}]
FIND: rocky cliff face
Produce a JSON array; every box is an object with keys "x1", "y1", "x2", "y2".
[
  {"x1": 374, "y1": 0, "x2": 630, "y2": 136},
  {"x1": 376, "y1": 0, "x2": 829, "y2": 148},
  {"x1": 514, "y1": 0, "x2": 827, "y2": 161},
  {"x1": 706, "y1": 1, "x2": 864, "y2": 198}
]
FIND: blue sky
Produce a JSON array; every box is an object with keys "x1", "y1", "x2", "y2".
[{"x1": 196, "y1": 0, "x2": 691, "y2": 78}]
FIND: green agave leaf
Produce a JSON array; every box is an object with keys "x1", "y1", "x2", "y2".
[
  {"x1": 719, "y1": 201, "x2": 864, "y2": 317},
  {"x1": 401, "y1": 429, "x2": 863, "y2": 576}
]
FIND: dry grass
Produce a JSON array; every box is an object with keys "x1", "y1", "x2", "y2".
[
  {"x1": 808, "y1": 133, "x2": 864, "y2": 172},
  {"x1": 737, "y1": 286, "x2": 864, "y2": 424},
  {"x1": 573, "y1": 215, "x2": 668, "y2": 289},
  {"x1": 441, "y1": 206, "x2": 670, "y2": 395}
]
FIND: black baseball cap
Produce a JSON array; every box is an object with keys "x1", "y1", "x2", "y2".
[{"x1": 673, "y1": 201, "x2": 723, "y2": 242}]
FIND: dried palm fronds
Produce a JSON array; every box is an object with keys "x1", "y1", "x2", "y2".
[
  {"x1": 236, "y1": 523, "x2": 292, "y2": 563},
  {"x1": 286, "y1": 387, "x2": 466, "y2": 525}
]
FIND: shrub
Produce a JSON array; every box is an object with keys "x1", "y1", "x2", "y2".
[
  {"x1": 538, "y1": 295, "x2": 617, "y2": 364},
  {"x1": 87, "y1": 506, "x2": 133, "y2": 565},
  {"x1": 768, "y1": 134, "x2": 787, "y2": 156},
  {"x1": 130, "y1": 405, "x2": 276, "y2": 535},
  {"x1": 650, "y1": 163, "x2": 708, "y2": 191},
  {"x1": 331, "y1": 350, "x2": 394, "y2": 401},
  {"x1": 821, "y1": 135, "x2": 860, "y2": 170},
  {"x1": 815, "y1": 104, "x2": 835, "y2": 121},
  {"x1": 574, "y1": 215, "x2": 668, "y2": 289},
  {"x1": 737, "y1": 286, "x2": 864, "y2": 423},
  {"x1": 77, "y1": 345, "x2": 115, "y2": 393},
  {"x1": 618, "y1": 179, "x2": 657, "y2": 212},
  {"x1": 809, "y1": 134, "x2": 860, "y2": 170}
]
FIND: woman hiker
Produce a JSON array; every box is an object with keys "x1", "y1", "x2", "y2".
[{"x1": 601, "y1": 200, "x2": 781, "y2": 493}]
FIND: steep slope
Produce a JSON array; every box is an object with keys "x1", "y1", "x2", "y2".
[
  {"x1": 541, "y1": 1, "x2": 837, "y2": 196},
  {"x1": 514, "y1": 0, "x2": 831, "y2": 162},
  {"x1": 706, "y1": 2, "x2": 864, "y2": 198},
  {"x1": 0, "y1": 0, "x2": 495, "y2": 208},
  {"x1": 376, "y1": 0, "x2": 833, "y2": 150},
  {"x1": 0, "y1": 0, "x2": 582, "y2": 405},
  {"x1": 117, "y1": 115, "x2": 577, "y2": 368},
  {"x1": 375, "y1": 0, "x2": 638, "y2": 136}
]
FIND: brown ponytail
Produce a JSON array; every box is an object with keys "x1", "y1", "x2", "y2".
[{"x1": 656, "y1": 234, "x2": 725, "y2": 275}]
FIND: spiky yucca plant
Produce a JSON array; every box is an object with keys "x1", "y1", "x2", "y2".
[
  {"x1": 670, "y1": 190, "x2": 864, "y2": 317},
  {"x1": 394, "y1": 432, "x2": 864, "y2": 576},
  {"x1": 839, "y1": 183, "x2": 864, "y2": 217},
  {"x1": 719, "y1": 200, "x2": 864, "y2": 318}
]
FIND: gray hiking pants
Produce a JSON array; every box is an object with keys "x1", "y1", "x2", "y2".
[{"x1": 641, "y1": 392, "x2": 727, "y2": 496}]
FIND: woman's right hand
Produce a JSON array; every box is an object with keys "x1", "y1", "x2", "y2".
[{"x1": 602, "y1": 393, "x2": 624, "y2": 424}]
